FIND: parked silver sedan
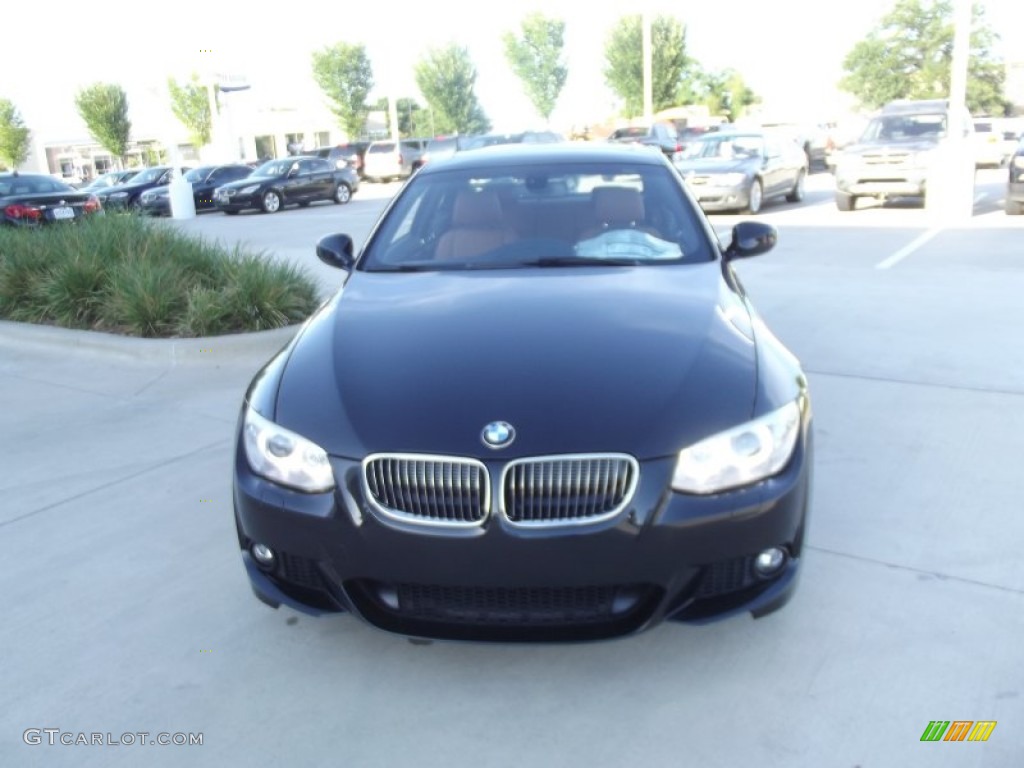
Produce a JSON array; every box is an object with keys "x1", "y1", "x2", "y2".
[{"x1": 674, "y1": 131, "x2": 808, "y2": 214}]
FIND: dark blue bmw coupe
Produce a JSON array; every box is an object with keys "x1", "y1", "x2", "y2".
[{"x1": 232, "y1": 143, "x2": 813, "y2": 642}]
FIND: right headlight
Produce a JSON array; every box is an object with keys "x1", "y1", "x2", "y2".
[
  {"x1": 238, "y1": 184, "x2": 260, "y2": 194},
  {"x1": 242, "y1": 407, "x2": 335, "y2": 493},
  {"x1": 671, "y1": 401, "x2": 801, "y2": 495}
]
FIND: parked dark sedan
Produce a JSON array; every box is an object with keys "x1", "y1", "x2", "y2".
[
  {"x1": 78, "y1": 168, "x2": 140, "y2": 193},
  {"x1": 1006, "y1": 136, "x2": 1024, "y2": 215},
  {"x1": 608, "y1": 122, "x2": 683, "y2": 159},
  {"x1": 96, "y1": 165, "x2": 191, "y2": 211},
  {"x1": 213, "y1": 156, "x2": 358, "y2": 214},
  {"x1": 674, "y1": 131, "x2": 808, "y2": 214},
  {"x1": 232, "y1": 144, "x2": 813, "y2": 642},
  {"x1": 138, "y1": 164, "x2": 253, "y2": 216},
  {"x1": 0, "y1": 173, "x2": 102, "y2": 226}
]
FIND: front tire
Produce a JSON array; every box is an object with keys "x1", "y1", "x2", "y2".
[
  {"x1": 786, "y1": 171, "x2": 806, "y2": 203},
  {"x1": 261, "y1": 190, "x2": 281, "y2": 213},
  {"x1": 835, "y1": 192, "x2": 856, "y2": 211},
  {"x1": 745, "y1": 179, "x2": 763, "y2": 214},
  {"x1": 334, "y1": 183, "x2": 351, "y2": 204},
  {"x1": 1007, "y1": 199, "x2": 1024, "y2": 215}
]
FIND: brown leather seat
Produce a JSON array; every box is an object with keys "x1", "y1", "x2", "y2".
[
  {"x1": 435, "y1": 189, "x2": 516, "y2": 260},
  {"x1": 579, "y1": 186, "x2": 660, "y2": 240}
]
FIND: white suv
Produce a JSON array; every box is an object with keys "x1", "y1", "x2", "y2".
[{"x1": 362, "y1": 139, "x2": 428, "y2": 182}]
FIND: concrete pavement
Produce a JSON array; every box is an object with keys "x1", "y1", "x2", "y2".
[{"x1": 1, "y1": 172, "x2": 1022, "y2": 767}]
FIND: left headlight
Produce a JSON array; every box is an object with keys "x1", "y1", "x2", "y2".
[
  {"x1": 242, "y1": 407, "x2": 335, "y2": 493},
  {"x1": 671, "y1": 401, "x2": 801, "y2": 495}
]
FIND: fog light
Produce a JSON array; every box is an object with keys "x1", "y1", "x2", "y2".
[
  {"x1": 251, "y1": 543, "x2": 276, "y2": 567},
  {"x1": 753, "y1": 547, "x2": 787, "y2": 577}
]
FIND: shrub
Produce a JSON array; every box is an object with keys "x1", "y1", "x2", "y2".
[{"x1": 0, "y1": 215, "x2": 320, "y2": 337}]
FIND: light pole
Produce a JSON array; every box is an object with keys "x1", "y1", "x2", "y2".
[
  {"x1": 925, "y1": 0, "x2": 974, "y2": 220},
  {"x1": 642, "y1": 13, "x2": 653, "y2": 123}
]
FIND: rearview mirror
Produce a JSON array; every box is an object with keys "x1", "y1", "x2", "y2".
[
  {"x1": 724, "y1": 221, "x2": 777, "y2": 261},
  {"x1": 316, "y1": 233, "x2": 356, "y2": 271}
]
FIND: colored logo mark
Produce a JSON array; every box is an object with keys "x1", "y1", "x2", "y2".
[{"x1": 921, "y1": 720, "x2": 996, "y2": 742}]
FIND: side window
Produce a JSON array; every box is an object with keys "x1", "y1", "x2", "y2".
[{"x1": 313, "y1": 159, "x2": 332, "y2": 173}]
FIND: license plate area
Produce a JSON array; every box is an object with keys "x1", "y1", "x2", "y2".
[{"x1": 51, "y1": 206, "x2": 75, "y2": 220}]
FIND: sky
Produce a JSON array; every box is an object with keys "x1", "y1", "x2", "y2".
[{"x1": 1, "y1": 0, "x2": 1019, "y2": 142}]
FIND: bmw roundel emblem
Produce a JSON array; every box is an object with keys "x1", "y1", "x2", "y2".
[{"x1": 481, "y1": 421, "x2": 516, "y2": 449}]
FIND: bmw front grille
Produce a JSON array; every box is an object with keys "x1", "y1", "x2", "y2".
[{"x1": 362, "y1": 453, "x2": 639, "y2": 528}]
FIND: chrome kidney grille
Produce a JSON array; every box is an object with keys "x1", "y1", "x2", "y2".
[
  {"x1": 363, "y1": 454, "x2": 490, "y2": 527},
  {"x1": 502, "y1": 454, "x2": 639, "y2": 526},
  {"x1": 362, "y1": 453, "x2": 638, "y2": 528}
]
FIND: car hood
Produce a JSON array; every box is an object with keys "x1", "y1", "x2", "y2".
[
  {"x1": 843, "y1": 139, "x2": 938, "y2": 156},
  {"x1": 273, "y1": 264, "x2": 758, "y2": 460},
  {"x1": 674, "y1": 158, "x2": 756, "y2": 175},
  {"x1": 218, "y1": 175, "x2": 282, "y2": 190}
]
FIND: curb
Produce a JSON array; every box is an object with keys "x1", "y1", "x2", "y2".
[{"x1": 0, "y1": 320, "x2": 299, "y2": 364}]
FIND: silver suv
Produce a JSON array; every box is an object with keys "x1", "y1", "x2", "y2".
[
  {"x1": 362, "y1": 139, "x2": 429, "y2": 182},
  {"x1": 833, "y1": 99, "x2": 973, "y2": 211}
]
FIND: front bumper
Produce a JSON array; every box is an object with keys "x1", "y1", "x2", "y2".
[
  {"x1": 1008, "y1": 177, "x2": 1024, "y2": 204},
  {"x1": 688, "y1": 183, "x2": 750, "y2": 212},
  {"x1": 215, "y1": 192, "x2": 261, "y2": 212},
  {"x1": 835, "y1": 169, "x2": 927, "y2": 198},
  {"x1": 233, "y1": 424, "x2": 812, "y2": 642},
  {"x1": 139, "y1": 198, "x2": 170, "y2": 216}
]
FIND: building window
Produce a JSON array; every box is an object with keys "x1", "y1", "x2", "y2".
[
  {"x1": 255, "y1": 135, "x2": 276, "y2": 160},
  {"x1": 316, "y1": 131, "x2": 330, "y2": 148},
  {"x1": 285, "y1": 133, "x2": 305, "y2": 156},
  {"x1": 95, "y1": 156, "x2": 113, "y2": 174}
]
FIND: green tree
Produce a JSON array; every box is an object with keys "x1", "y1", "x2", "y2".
[
  {"x1": 373, "y1": 97, "x2": 433, "y2": 137},
  {"x1": 604, "y1": 15, "x2": 693, "y2": 116},
  {"x1": 693, "y1": 68, "x2": 759, "y2": 121},
  {"x1": 840, "y1": 0, "x2": 1007, "y2": 114},
  {"x1": 502, "y1": 13, "x2": 568, "y2": 123},
  {"x1": 311, "y1": 42, "x2": 374, "y2": 140},
  {"x1": 167, "y1": 74, "x2": 212, "y2": 149},
  {"x1": 75, "y1": 83, "x2": 131, "y2": 166},
  {"x1": 0, "y1": 98, "x2": 31, "y2": 170},
  {"x1": 415, "y1": 45, "x2": 491, "y2": 134}
]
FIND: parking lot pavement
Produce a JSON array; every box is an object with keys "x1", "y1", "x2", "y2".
[{"x1": 2, "y1": 172, "x2": 1023, "y2": 767}]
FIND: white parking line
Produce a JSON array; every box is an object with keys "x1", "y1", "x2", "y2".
[{"x1": 875, "y1": 228, "x2": 943, "y2": 270}]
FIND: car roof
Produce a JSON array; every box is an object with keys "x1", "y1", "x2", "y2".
[{"x1": 418, "y1": 142, "x2": 670, "y2": 173}]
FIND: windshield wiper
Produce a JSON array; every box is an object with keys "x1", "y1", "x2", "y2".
[{"x1": 517, "y1": 256, "x2": 644, "y2": 267}]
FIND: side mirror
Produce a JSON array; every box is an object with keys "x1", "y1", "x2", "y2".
[
  {"x1": 724, "y1": 221, "x2": 777, "y2": 261},
  {"x1": 316, "y1": 233, "x2": 356, "y2": 271}
]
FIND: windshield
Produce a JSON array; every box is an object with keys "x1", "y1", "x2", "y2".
[
  {"x1": 612, "y1": 127, "x2": 650, "y2": 139},
  {"x1": 253, "y1": 160, "x2": 296, "y2": 177},
  {"x1": 132, "y1": 167, "x2": 168, "y2": 184},
  {"x1": 678, "y1": 134, "x2": 764, "y2": 160},
  {"x1": 184, "y1": 167, "x2": 215, "y2": 182},
  {"x1": 862, "y1": 113, "x2": 947, "y2": 141},
  {"x1": 359, "y1": 162, "x2": 714, "y2": 272}
]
